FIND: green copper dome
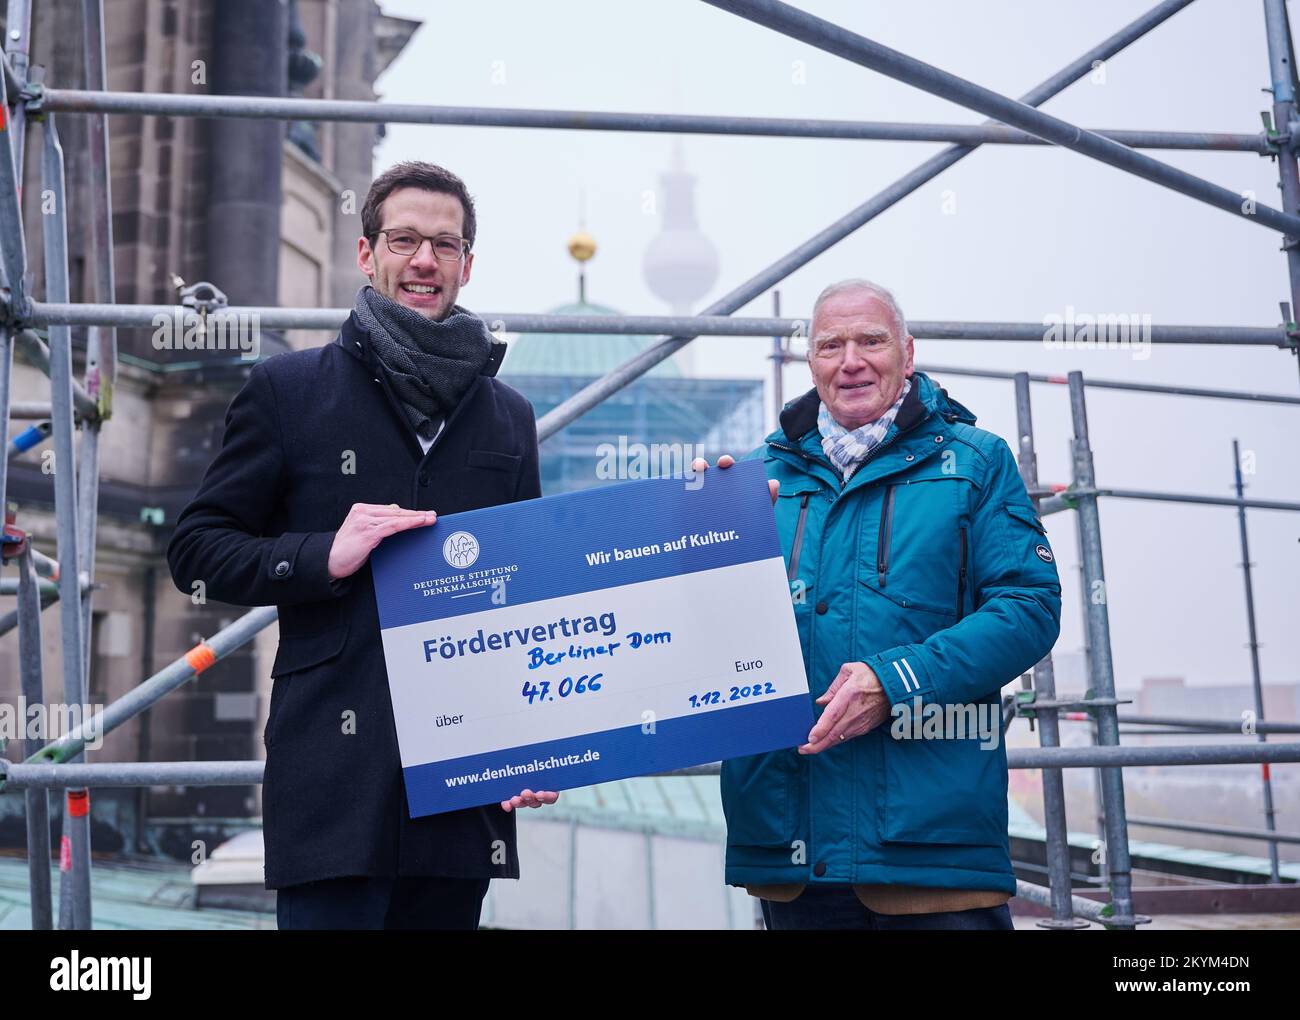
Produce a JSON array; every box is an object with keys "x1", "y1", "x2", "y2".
[{"x1": 501, "y1": 299, "x2": 681, "y2": 378}]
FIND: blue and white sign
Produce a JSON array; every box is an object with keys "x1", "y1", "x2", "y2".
[{"x1": 370, "y1": 460, "x2": 813, "y2": 817}]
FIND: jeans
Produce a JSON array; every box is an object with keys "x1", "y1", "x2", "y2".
[
  {"x1": 275, "y1": 875, "x2": 491, "y2": 930},
  {"x1": 760, "y1": 883, "x2": 1014, "y2": 931}
]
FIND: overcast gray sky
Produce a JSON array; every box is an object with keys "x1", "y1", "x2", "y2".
[{"x1": 373, "y1": 0, "x2": 1299, "y2": 698}]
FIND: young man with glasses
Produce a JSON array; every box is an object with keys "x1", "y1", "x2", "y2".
[{"x1": 168, "y1": 162, "x2": 556, "y2": 929}]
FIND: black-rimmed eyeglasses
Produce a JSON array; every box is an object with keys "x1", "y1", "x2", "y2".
[{"x1": 376, "y1": 228, "x2": 469, "y2": 261}]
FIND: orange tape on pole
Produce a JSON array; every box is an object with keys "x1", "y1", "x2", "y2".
[
  {"x1": 186, "y1": 643, "x2": 217, "y2": 674},
  {"x1": 66, "y1": 789, "x2": 89, "y2": 817}
]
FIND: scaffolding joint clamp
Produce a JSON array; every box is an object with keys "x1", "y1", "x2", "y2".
[
  {"x1": 20, "y1": 80, "x2": 45, "y2": 118},
  {"x1": 0, "y1": 291, "x2": 33, "y2": 329},
  {"x1": 1015, "y1": 695, "x2": 1128, "y2": 717},
  {"x1": 1286, "y1": 118, "x2": 1300, "y2": 153}
]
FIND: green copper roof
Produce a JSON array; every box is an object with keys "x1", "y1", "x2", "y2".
[{"x1": 501, "y1": 300, "x2": 680, "y2": 378}]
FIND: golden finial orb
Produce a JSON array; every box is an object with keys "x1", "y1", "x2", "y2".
[{"x1": 568, "y1": 231, "x2": 597, "y2": 263}]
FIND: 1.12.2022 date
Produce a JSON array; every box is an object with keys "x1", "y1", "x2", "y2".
[{"x1": 689, "y1": 681, "x2": 776, "y2": 709}]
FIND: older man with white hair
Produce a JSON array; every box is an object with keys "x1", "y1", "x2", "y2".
[{"x1": 717, "y1": 279, "x2": 1062, "y2": 930}]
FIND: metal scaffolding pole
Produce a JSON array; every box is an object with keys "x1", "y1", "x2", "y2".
[
  {"x1": 704, "y1": 0, "x2": 1300, "y2": 236},
  {"x1": 1038, "y1": 486, "x2": 1300, "y2": 517},
  {"x1": 16, "y1": 545, "x2": 53, "y2": 929},
  {"x1": 1014, "y1": 880, "x2": 1114, "y2": 927},
  {"x1": 7, "y1": 742, "x2": 1298, "y2": 790},
  {"x1": 1114, "y1": 713, "x2": 1300, "y2": 734},
  {"x1": 12, "y1": 328, "x2": 99, "y2": 419},
  {"x1": 1014, "y1": 373, "x2": 1083, "y2": 929},
  {"x1": 72, "y1": 0, "x2": 116, "y2": 751},
  {"x1": 26, "y1": 301, "x2": 1289, "y2": 346},
  {"x1": 1095, "y1": 487, "x2": 1300, "y2": 512},
  {"x1": 1263, "y1": 0, "x2": 1300, "y2": 385},
  {"x1": 661, "y1": 742, "x2": 1300, "y2": 776},
  {"x1": 0, "y1": 325, "x2": 11, "y2": 518},
  {"x1": 769, "y1": 291, "x2": 784, "y2": 425},
  {"x1": 0, "y1": 4, "x2": 30, "y2": 320},
  {"x1": 0, "y1": 0, "x2": 23, "y2": 519},
  {"x1": 4, "y1": 0, "x2": 33, "y2": 173},
  {"x1": 40, "y1": 112, "x2": 92, "y2": 931},
  {"x1": 22, "y1": 606, "x2": 279, "y2": 767},
  {"x1": 1128, "y1": 815, "x2": 1299, "y2": 845},
  {"x1": 535, "y1": 0, "x2": 1201, "y2": 442},
  {"x1": 0, "y1": 581, "x2": 56, "y2": 639},
  {"x1": 32, "y1": 86, "x2": 1269, "y2": 152},
  {"x1": 913, "y1": 362, "x2": 1300, "y2": 406},
  {"x1": 1067, "y1": 372, "x2": 1136, "y2": 928},
  {"x1": 1232, "y1": 438, "x2": 1280, "y2": 881}
]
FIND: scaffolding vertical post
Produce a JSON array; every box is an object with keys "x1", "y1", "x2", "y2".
[
  {"x1": 17, "y1": 544, "x2": 54, "y2": 929},
  {"x1": 4, "y1": 0, "x2": 33, "y2": 172},
  {"x1": 1067, "y1": 371, "x2": 1135, "y2": 928},
  {"x1": 0, "y1": 14, "x2": 30, "y2": 322},
  {"x1": 1262, "y1": 0, "x2": 1300, "y2": 386},
  {"x1": 0, "y1": 326, "x2": 10, "y2": 514},
  {"x1": 770, "y1": 290, "x2": 784, "y2": 426},
  {"x1": 41, "y1": 111, "x2": 93, "y2": 930},
  {"x1": 1232, "y1": 437, "x2": 1280, "y2": 881},
  {"x1": 1014, "y1": 373, "x2": 1084, "y2": 928},
  {"x1": 75, "y1": 0, "x2": 116, "y2": 675},
  {"x1": 1073, "y1": 477, "x2": 1107, "y2": 853},
  {"x1": 0, "y1": 1, "x2": 32, "y2": 522}
]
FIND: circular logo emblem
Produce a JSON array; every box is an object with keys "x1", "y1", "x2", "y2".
[
  {"x1": 1035, "y1": 544, "x2": 1054, "y2": 563},
  {"x1": 442, "y1": 531, "x2": 480, "y2": 570}
]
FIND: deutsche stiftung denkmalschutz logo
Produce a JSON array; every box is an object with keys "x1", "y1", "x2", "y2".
[{"x1": 442, "y1": 531, "x2": 480, "y2": 570}]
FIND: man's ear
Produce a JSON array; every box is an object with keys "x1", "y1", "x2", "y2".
[
  {"x1": 460, "y1": 250, "x2": 474, "y2": 288},
  {"x1": 903, "y1": 334, "x2": 915, "y2": 376},
  {"x1": 357, "y1": 236, "x2": 375, "y2": 280}
]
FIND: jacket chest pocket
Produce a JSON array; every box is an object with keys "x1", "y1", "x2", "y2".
[
  {"x1": 433, "y1": 448, "x2": 522, "y2": 511},
  {"x1": 859, "y1": 477, "x2": 971, "y2": 618},
  {"x1": 776, "y1": 482, "x2": 824, "y2": 622}
]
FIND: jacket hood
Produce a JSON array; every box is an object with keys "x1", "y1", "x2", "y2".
[{"x1": 770, "y1": 371, "x2": 976, "y2": 446}]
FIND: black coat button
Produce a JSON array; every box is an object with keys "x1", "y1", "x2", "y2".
[
  {"x1": 815, "y1": 600, "x2": 828, "y2": 615},
  {"x1": 274, "y1": 560, "x2": 290, "y2": 577},
  {"x1": 418, "y1": 471, "x2": 430, "y2": 486},
  {"x1": 813, "y1": 862, "x2": 827, "y2": 877}
]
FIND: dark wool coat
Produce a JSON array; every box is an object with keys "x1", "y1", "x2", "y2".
[{"x1": 167, "y1": 312, "x2": 541, "y2": 888}]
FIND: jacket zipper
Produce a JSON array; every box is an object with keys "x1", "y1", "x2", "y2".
[
  {"x1": 876, "y1": 484, "x2": 896, "y2": 587},
  {"x1": 956, "y1": 526, "x2": 968, "y2": 621},
  {"x1": 787, "y1": 494, "x2": 810, "y2": 582},
  {"x1": 771, "y1": 411, "x2": 930, "y2": 586}
]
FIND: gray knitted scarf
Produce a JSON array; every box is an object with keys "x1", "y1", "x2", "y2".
[{"x1": 350, "y1": 284, "x2": 493, "y2": 441}]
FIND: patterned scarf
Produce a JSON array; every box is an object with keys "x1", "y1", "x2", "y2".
[
  {"x1": 818, "y1": 378, "x2": 912, "y2": 483},
  {"x1": 350, "y1": 284, "x2": 493, "y2": 442}
]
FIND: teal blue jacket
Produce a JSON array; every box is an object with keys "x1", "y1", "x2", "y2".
[{"x1": 722, "y1": 372, "x2": 1061, "y2": 893}]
